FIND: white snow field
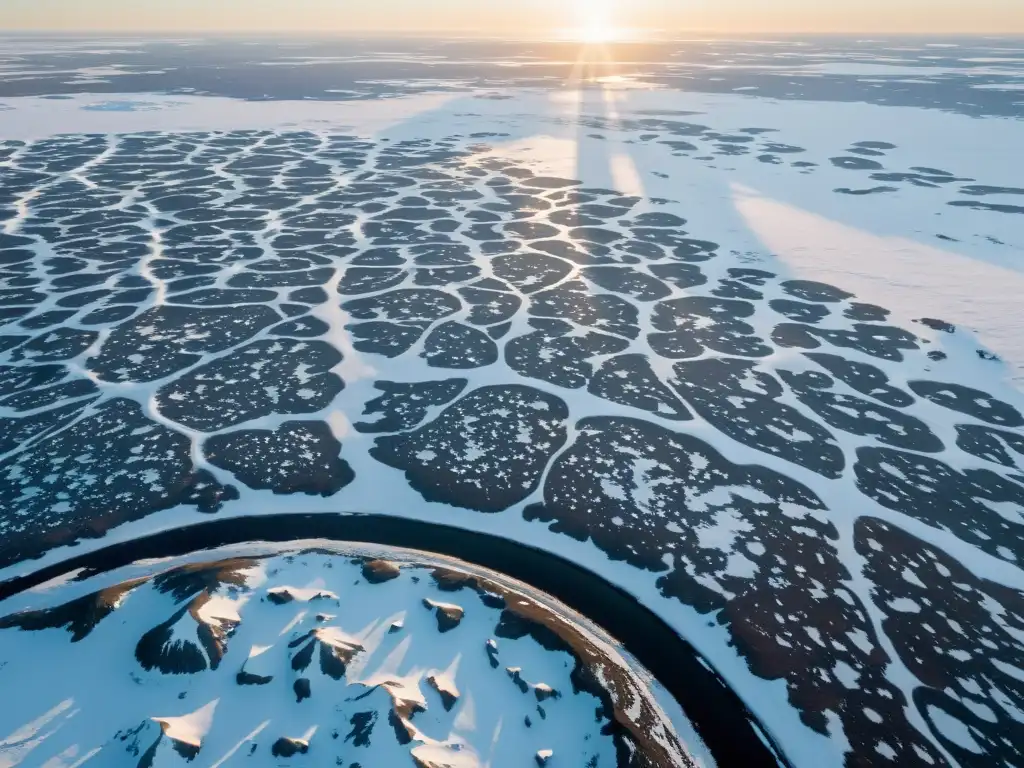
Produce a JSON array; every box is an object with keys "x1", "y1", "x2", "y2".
[{"x1": 0, "y1": 34, "x2": 1023, "y2": 768}]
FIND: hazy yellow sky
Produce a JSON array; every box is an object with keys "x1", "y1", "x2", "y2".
[{"x1": 2, "y1": 0, "x2": 1022, "y2": 36}]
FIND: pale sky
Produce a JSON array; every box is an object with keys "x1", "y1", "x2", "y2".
[{"x1": 1, "y1": 0, "x2": 1022, "y2": 36}]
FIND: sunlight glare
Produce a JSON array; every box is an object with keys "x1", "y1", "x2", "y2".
[{"x1": 573, "y1": 0, "x2": 618, "y2": 43}]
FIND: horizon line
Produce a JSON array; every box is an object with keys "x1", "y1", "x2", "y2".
[{"x1": 2, "y1": 28, "x2": 1023, "y2": 38}]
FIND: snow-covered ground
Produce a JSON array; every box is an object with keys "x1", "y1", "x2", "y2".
[
  {"x1": 0, "y1": 542, "x2": 699, "y2": 766},
  {"x1": 0, "y1": 35, "x2": 1023, "y2": 768}
]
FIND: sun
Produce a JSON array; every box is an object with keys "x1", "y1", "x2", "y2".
[
  {"x1": 579, "y1": 19, "x2": 616, "y2": 44},
  {"x1": 573, "y1": 0, "x2": 619, "y2": 43}
]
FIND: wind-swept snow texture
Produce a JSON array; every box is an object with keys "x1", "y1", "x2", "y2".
[
  {"x1": 0, "y1": 544, "x2": 698, "y2": 766},
  {"x1": 0, "y1": 33, "x2": 1023, "y2": 768}
]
